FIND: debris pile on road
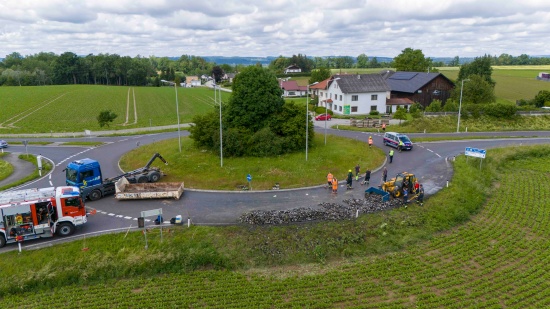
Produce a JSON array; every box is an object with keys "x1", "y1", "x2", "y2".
[{"x1": 239, "y1": 194, "x2": 404, "y2": 225}]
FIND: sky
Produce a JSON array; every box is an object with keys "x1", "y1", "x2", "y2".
[{"x1": 1, "y1": 0, "x2": 549, "y2": 59}]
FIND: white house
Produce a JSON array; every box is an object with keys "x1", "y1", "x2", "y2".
[
  {"x1": 279, "y1": 80, "x2": 307, "y2": 97},
  {"x1": 284, "y1": 64, "x2": 302, "y2": 74},
  {"x1": 313, "y1": 74, "x2": 390, "y2": 115}
]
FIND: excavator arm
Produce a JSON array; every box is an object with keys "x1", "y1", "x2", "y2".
[{"x1": 144, "y1": 153, "x2": 168, "y2": 169}]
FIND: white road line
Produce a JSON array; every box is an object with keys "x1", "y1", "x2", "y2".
[
  {"x1": 115, "y1": 215, "x2": 123, "y2": 218},
  {"x1": 100, "y1": 211, "x2": 107, "y2": 214},
  {"x1": 108, "y1": 213, "x2": 115, "y2": 216},
  {"x1": 427, "y1": 149, "x2": 434, "y2": 153},
  {"x1": 144, "y1": 219, "x2": 151, "y2": 222},
  {"x1": 435, "y1": 153, "x2": 441, "y2": 157},
  {"x1": 124, "y1": 216, "x2": 132, "y2": 219}
]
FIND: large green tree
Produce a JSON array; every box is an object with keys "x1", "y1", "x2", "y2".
[
  {"x1": 458, "y1": 55, "x2": 495, "y2": 87},
  {"x1": 392, "y1": 48, "x2": 435, "y2": 72},
  {"x1": 309, "y1": 67, "x2": 331, "y2": 84},
  {"x1": 450, "y1": 75, "x2": 496, "y2": 104},
  {"x1": 225, "y1": 66, "x2": 284, "y2": 132}
]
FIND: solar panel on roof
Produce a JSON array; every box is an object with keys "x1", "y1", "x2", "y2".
[{"x1": 389, "y1": 72, "x2": 418, "y2": 80}]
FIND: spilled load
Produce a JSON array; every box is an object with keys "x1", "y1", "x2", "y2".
[{"x1": 114, "y1": 177, "x2": 184, "y2": 200}]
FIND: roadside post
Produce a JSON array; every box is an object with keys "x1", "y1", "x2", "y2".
[
  {"x1": 465, "y1": 147, "x2": 486, "y2": 169},
  {"x1": 247, "y1": 174, "x2": 252, "y2": 191},
  {"x1": 22, "y1": 140, "x2": 28, "y2": 157},
  {"x1": 140, "y1": 208, "x2": 163, "y2": 249},
  {"x1": 37, "y1": 155, "x2": 43, "y2": 176}
]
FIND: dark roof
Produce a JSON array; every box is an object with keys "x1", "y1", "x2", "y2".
[
  {"x1": 384, "y1": 72, "x2": 454, "y2": 93},
  {"x1": 333, "y1": 74, "x2": 390, "y2": 93}
]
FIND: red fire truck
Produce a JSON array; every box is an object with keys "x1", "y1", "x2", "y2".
[{"x1": 0, "y1": 186, "x2": 87, "y2": 248}]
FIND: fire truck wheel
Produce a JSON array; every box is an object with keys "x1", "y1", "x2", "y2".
[
  {"x1": 0, "y1": 235, "x2": 5, "y2": 248},
  {"x1": 89, "y1": 190, "x2": 102, "y2": 201},
  {"x1": 149, "y1": 172, "x2": 161, "y2": 183},
  {"x1": 57, "y1": 223, "x2": 75, "y2": 237},
  {"x1": 137, "y1": 175, "x2": 149, "y2": 183}
]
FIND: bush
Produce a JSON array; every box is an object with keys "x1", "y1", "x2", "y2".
[
  {"x1": 425, "y1": 100, "x2": 442, "y2": 112},
  {"x1": 481, "y1": 102, "x2": 518, "y2": 118},
  {"x1": 315, "y1": 107, "x2": 333, "y2": 115},
  {"x1": 443, "y1": 99, "x2": 458, "y2": 112},
  {"x1": 369, "y1": 110, "x2": 380, "y2": 116}
]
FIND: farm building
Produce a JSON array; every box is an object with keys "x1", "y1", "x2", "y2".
[{"x1": 382, "y1": 71, "x2": 455, "y2": 108}]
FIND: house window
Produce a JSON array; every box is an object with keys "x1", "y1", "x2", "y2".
[
  {"x1": 288, "y1": 91, "x2": 295, "y2": 96},
  {"x1": 352, "y1": 95, "x2": 358, "y2": 101},
  {"x1": 371, "y1": 94, "x2": 378, "y2": 100},
  {"x1": 339, "y1": 106, "x2": 342, "y2": 112},
  {"x1": 351, "y1": 106, "x2": 358, "y2": 112},
  {"x1": 370, "y1": 105, "x2": 377, "y2": 112},
  {"x1": 340, "y1": 95, "x2": 342, "y2": 101}
]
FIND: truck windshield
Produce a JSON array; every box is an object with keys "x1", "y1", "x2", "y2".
[{"x1": 66, "y1": 168, "x2": 78, "y2": 183}]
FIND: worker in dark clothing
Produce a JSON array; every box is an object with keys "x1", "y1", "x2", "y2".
[
  {"x1": 417, "y1": 184, "x2": 425, "y2": 206},
  {"x1": 403, "y1": 187, "x2": 409, "y2": 206},
  {"x1": 363, "y1": 169, "x2": 371, "y2": 185},
  {"x1": 346, "y1": 170, "x2": 353, "y2": 190},
  {"x1": 382, "y1": 167, "x2": 388, "y2": 182},
  {"x1": 355, "y1": 164, "x2": 360, "y2": 181}
]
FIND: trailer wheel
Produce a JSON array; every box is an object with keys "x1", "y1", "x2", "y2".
[
  {"x1": 89, "y1": 189, "x2": 102, "y2": 201},
  {"x1": 149, "y1": 172, "x2": 161, "y2": 183},
  {"x1": 0, "y1": 235, "x2": 5, "y2": 248},
  {"x1": 57, "y1": 223, "x2": 75, "y2": 237},
  {"x1": 137, "y1": 175, "x2": 149, "y2": 183}
]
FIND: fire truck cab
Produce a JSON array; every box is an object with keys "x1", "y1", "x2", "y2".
[{"x1": 0, "y1": 186, "x2": 87, "y2": 248}]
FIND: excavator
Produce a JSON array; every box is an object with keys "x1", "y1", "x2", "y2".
[{"x1": 382, "y1": 172, "x2": 417, "y2": 198}]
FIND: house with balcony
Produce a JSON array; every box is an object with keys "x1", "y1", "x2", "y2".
[{"x1": 382, "y1": 71, "x2": 455, "y2": 109}]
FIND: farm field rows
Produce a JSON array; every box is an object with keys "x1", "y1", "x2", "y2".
[
  {"x1": 2, "y1": 147, "x2": 550, "y2": 307},
  {"x1": 0, "y1": 85, "x2": 230, "y2": 134}
]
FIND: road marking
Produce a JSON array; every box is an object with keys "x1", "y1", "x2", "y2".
[
  {"x1": 427, "y1": 149, "x2": 434, "y2": 153},
  {"x1": 108, "y1": 213, "x2": 115, "y2": 216},
  {"x1": 115, "y1": 215, "x2": 123, "y2": 218},
  {"x1": 124, "y1": 216, "x2": 132, "y2": 219}
]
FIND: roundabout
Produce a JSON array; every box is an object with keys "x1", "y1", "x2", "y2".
[{"x1": 1, "y1": 124, "x2": 550, "y2": 251}]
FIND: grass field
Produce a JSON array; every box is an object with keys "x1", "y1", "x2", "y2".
[
  {"x1": 0, "y1": 85, "x2": 230, "y2": 134},
  {"x1": 120, "y1": 134, "x2": 385, "y2": 190},
  {"x1": 1, "y1": 145, "x2": 549, "y2": 307}
]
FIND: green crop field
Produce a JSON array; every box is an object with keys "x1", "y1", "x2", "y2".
[
  {"x1": 0, "y1": 85, "x2": 230, "y2": 134},
  {"x1": 439, "y1": 65, "x2": 550, "y2": 103},
  {"x1": 1, "y1": 145, "x2": 550, "y2": 307}
]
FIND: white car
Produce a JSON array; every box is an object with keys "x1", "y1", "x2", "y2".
[{"x1": 0, "y1": 140, "x2": 8, "y2": 148}]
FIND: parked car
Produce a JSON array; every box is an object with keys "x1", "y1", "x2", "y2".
[
  {"x1": 383, "y1": 132, "x2": 413, "y2": 150},
  {"x1": 0, "y1": 140, "x2": 8, "y2": 148},
  {"x1": 315, "y1": 114, "x2": 332, "y2": 121}
]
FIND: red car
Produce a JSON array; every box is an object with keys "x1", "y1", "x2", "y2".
[{"x1": 315, "y1": 113, "x2": 332, "y2": 121}]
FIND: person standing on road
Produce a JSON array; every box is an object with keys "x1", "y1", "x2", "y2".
[
  {"x1": 382, "y1": 167, "x2": 388, "y2": 182},
  {"x1": 355, "y1": 164, "x2": 360, "y2": 181},
  {"x1": 398, "y1": 139, "x2": 404, "y2": 152},
  {"x1": 414, "y1": 180, "x2": 420, "y2": 194},
  {"x1": 368, "y1": 136, "x2": 373, "y2": 148},
  {"x1": 332, "y1": 177, "x2": 338, "y2": 193},
  {"x1": 363, "y1": 169, "x2": 371, "y2": 185},
  {"x1": 346, "y1": 170, "x2": 354, "y2": 190},
  {"x1": 327, "y1": 172, "x2": 334, "y2": 188},
  {"x1": 389, "y1": 149, "x2": 394, "y2": 163},
  {"x1": 382, "y1": 123, "x2": 386, "y2": 132}
]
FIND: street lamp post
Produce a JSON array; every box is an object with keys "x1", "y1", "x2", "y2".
[
  {"x1": 324, "y1": 77, "x2": 340, "y2": 145},
  {"x1": 456, "y1": 79, "x2": 470, "y2": 133},
  {"x1": 213, "y1": 79, "x2": 223, "y2": 167},
  {"x1": 306, "y1": 82, "x2": 319, "y2": 161},
  {"x1": 175, "y1": 83, "x2": 181, "y2": 152}
]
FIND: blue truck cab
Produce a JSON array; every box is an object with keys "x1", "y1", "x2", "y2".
[{"x1": 65, "y1": 159, "x2": 115, "y2": 201}]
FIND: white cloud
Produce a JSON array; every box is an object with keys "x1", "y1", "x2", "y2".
[{"x1": 0, "y1": 0, "x2": 549, "y2": 58}]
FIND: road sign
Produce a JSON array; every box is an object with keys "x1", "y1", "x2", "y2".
[
  {"x1": 247, "y1": 174, "x2": 252, "y2": 182},
  {"x1": 465, "y1": 147, "x2": 486, "y2": 159}
]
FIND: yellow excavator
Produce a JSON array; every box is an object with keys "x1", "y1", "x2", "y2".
[{"x1": 382, "y1": 172, "x2": 417, "y2": 198}]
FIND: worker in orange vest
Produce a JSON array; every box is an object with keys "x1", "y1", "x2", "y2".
[
  {"x1": 368, "y1": 136, "x2": 373, "y2": 147},
  {"x1": 331, "y1": 177, "x2": 338, "y2": 193},
  {"x1": 327, "y1": 172, "x2": 334, "y2": 188}
]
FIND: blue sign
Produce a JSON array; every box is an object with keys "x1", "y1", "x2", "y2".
[
  {"x1": 247, "y1": 174, "x2": 252, "y2": 182},
  {"x1": 465, "y1": 147, "x2": 486, "y2": 159}
]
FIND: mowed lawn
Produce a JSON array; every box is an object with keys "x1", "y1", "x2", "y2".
[{"x1": 0, "y1": 85, "x2": 230, "y2": 134}]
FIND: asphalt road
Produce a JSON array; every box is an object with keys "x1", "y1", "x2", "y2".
[{"x1": 1, "y1": 125, "x2": 550, "y2": 252}]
